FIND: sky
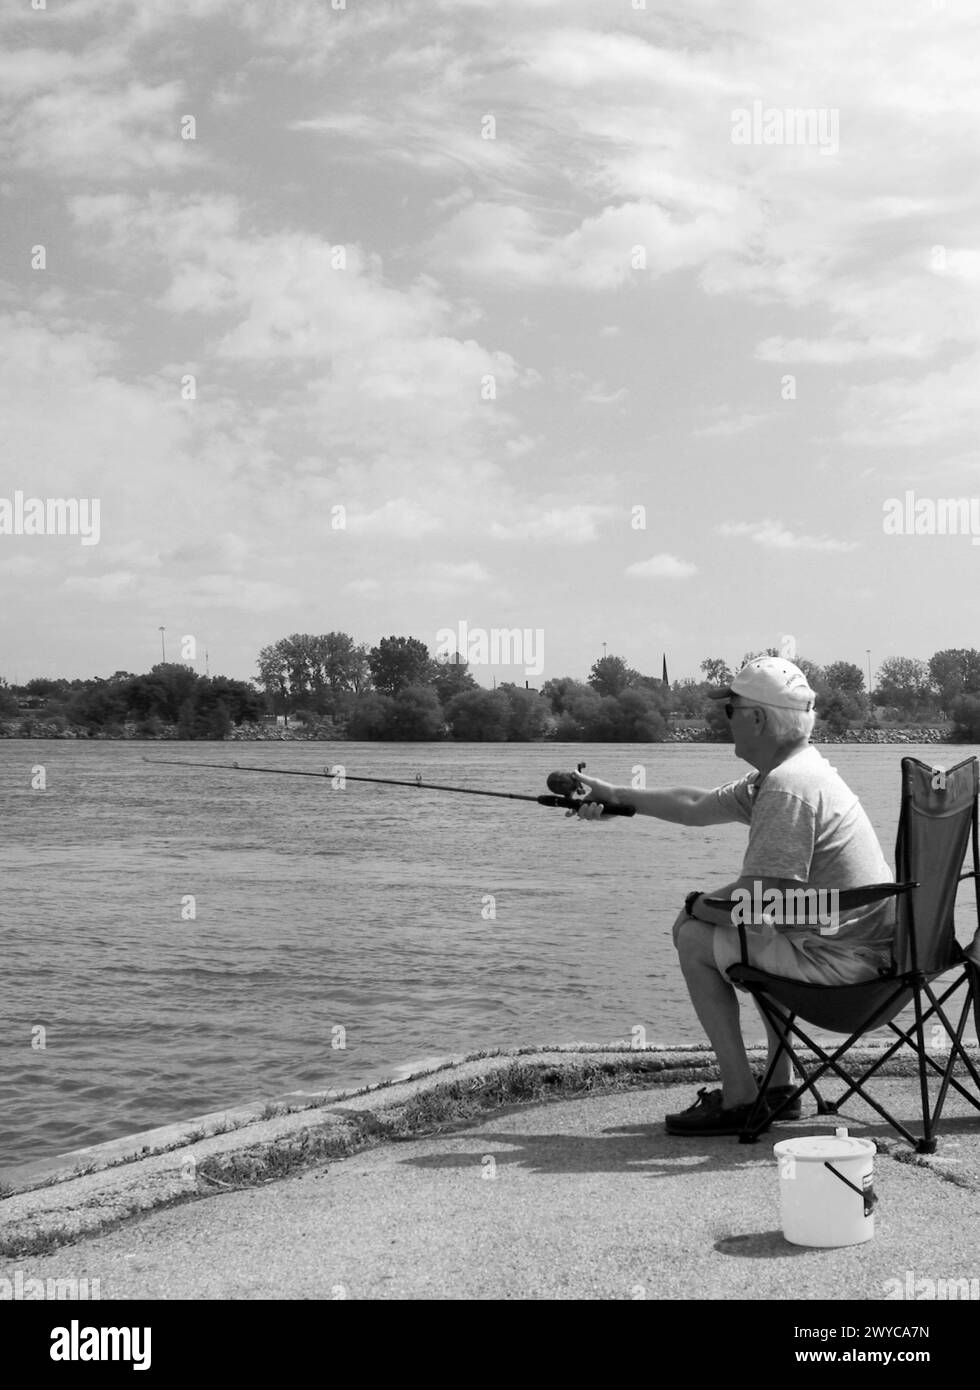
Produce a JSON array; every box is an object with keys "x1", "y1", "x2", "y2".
[{"x1": 2, "y1": 0, "x2": 979, "y2": 691}]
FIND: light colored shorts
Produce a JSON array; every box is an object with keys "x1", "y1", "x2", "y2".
[{"x1": 711, "y1": 923, "x2": 894, "y2": 989}]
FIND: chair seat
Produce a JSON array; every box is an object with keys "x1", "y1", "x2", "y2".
[{"x1": 726, "y1": 964, "x2": 914, "y2": 1035}]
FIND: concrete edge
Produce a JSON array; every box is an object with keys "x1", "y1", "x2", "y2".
[
  {"x1": 2, "y1": 1041, "x2": 973, "y2": 1259},
  {"x1": 1, "y1": 1042, "x2": 716, "y2": 1195}
]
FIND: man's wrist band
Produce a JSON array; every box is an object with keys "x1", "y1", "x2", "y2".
[{"x1": 684, "y1": 890, "x2": 702, "y2": 918}]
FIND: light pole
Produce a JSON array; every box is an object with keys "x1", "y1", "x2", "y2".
[
  {"x1": 159, "y1": 627, "x2": 166, "y2": 663},
  {"x1": 602, "y1": 642, "x2": 607, "y2": 660},
  {"x1": 866, "y1": 649, "x2": 872, "y2": 707}
]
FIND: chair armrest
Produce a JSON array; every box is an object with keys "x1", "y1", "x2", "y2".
[{"x1": 702, "y1": 880, "x2": 917, "y2": 923}]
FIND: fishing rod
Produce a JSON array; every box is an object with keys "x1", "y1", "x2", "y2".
[{"x1": 141, "y1": 758, "x2": 636, "y2": 816}]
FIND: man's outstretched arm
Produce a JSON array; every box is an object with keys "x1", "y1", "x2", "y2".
[{"x1": 574, "y1": 773, "x2": 736, "y2": 826}]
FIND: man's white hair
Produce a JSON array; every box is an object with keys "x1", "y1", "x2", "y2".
[{"x1": 763, "y1": 703, "x2": 815, "y2": 745}]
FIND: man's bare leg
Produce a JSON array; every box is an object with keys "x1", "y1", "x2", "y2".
[
  {"x1": 673, "y1": 910, "x2": 757, "y2": 1108},
  {"x1": 758, "y1": 1009, "x2": 795, "y2": 1088}
]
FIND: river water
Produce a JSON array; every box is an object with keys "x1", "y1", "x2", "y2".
[{"x1": 3, "y1": 739, "x2": 978, "y2": 1167}]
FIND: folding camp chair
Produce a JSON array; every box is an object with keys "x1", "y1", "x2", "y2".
[{"x1": 705, "y1": 755, "x2": 980, "y2": 1153}]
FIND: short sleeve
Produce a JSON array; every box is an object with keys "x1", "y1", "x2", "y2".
[
  {"x1": 712, "y1": 774, "x2": 756, "y2": 825},
  {"x1": 742, "y1": 790, "x2": 816, "y2": 882}
]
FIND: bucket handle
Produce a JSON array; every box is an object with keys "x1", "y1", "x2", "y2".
[{"x1": 824, "y1": 1161, "x2": 877, "y2": 1217}]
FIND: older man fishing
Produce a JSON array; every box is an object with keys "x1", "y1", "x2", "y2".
[{"x1": 573, "y1": 657, "x2": 896, "y2": 1137}]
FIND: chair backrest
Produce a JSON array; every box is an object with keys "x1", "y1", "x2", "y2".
[{"x1": 893, "y1": 756, "x2": 980, "y2": 975}]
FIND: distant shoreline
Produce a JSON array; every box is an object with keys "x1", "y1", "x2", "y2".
[{"x1": 0, "y1": 723, "x2": 958, "y2": 745}]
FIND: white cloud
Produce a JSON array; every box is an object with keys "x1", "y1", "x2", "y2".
[
  {"x1": 490, "y1": 505, "x2": 613, "y2": 542},
  {"x1": 0, "y1": 47, "x2": 107, "y2": 98},
  {"x1": 11, "y1": 81, "x2": 192, "y2": 180},
  {"x1": 582, "y1": 384, "x2": 628, "y2": 405},
  {"x1": 840, "y1": 353, "x2": 980, "y2": 448},
  {"x1": 406, "y1": 560, "x2": 493, "y2": 595},
  {"x1": 626, "y1": 554, "x2": 698, "y2": 579},
  {"x1": 716, "y1": 521, "x2": 858, "y2": 553},
  {"x1": 755, "y1": 335, "x2": 930, "y2": 364},
  {"x1": 64, "y1": 193, "x2": 537, "y2": 540},
  {"x1": 693, "y1": 412, "x2": 769, "y2": 438},
  {"x1": 520, "y1": 27, "x2": 733, "y2": 95},
  {"x1": 428, "y1": 198, "x2": 742, "y2": 290},
  {"x1": 348, "y1": 500, "x2": 444, "y2": 538},
  {"x1": 431, "y1": 561, "x2": 489, "y2": 583}
]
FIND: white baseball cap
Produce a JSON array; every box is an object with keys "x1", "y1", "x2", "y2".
[{"x1": 710, "y1": 657, "x2": 816, "y2": 711}]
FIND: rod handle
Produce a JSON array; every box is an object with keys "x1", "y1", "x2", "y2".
[
  {"x1": 537, "y1": 795, "x2": 635, "y2": 817},
  {"x1": 543, "y1": 772, "x2": 636, "y2": 817}
]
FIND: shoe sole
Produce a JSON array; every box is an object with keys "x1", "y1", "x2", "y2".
[{"x1": 763, "y1": 1091, "x2": 803, "y2": 1121}]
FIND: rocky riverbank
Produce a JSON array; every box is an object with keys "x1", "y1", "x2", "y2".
[
  {"x1": 0, "y1": 720, "x2": 325, "y2": 741},
  {"x1": 0, "y1": 719, "x2": 958, "y2": 744},
  {"x1": 663, "y1": 726, "x2": 953, "y2": 745},
  {"x1": 814, "y1": 727, "x2": 952, "y2": 744}
]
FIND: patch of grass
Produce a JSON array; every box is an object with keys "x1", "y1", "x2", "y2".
[
  {"x1": 0, "y1": 1223, "x2": 81, "y2": 1260},
  {"x1": 196, "y1": 1112, "x2": 381, "y2": 1189},
  {"x1": 192, "y1": 1056, "x2": 690, "y2": 1192},
  {"x1": 0, "y1": 1181, "x2": 227, "y2": 1261}
]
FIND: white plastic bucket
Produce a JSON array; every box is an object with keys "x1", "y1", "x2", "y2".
[{"x1": 773, "y1": 1133, "x2": 877, "y2": 1247}]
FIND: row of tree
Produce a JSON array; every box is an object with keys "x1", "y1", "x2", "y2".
[
  {"x1": 4, "y1": 640, "x2": 980, "y2": 741},
  {"x1": 1, "y1": 667, "x2": 264, "y2": 739},
  {"x1": 691, "y1": 649, "x2": 980, "y2": 740}
]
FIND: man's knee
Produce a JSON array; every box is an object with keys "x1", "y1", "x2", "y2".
[
  {"x1": 673, "y1": 911, "x2": 717, "y2": 964},
  {"x1": 672, "y1": 905, "x2": 691, "y2": 950}
]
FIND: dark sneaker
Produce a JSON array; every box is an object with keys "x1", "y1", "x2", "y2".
[
  {"x1": 762, "y1": 1083, "x2": 803, "y2": 1121},
  {"x1": 665, "y1": 1086, "x2": 772, "y2": 1137}
]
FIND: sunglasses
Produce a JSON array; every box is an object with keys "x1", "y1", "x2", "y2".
[{"x1": 724, "y1": 702, "x2": 760, "y2": 719}]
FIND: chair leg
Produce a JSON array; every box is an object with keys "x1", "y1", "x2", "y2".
[{"x1": 746, "y1": 989, "x2": 927, "y2": 1148}]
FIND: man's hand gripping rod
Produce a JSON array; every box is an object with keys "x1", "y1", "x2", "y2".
[{"x1": 545, "y1": 763, "x2": 635, "y2": 817}]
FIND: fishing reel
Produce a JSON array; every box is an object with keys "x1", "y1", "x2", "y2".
[
  {"x1": 546, "y1": 761, "x2": 589, "y2": 801},
  {"x1": 542, "y1": 764, "x2": 635, "y2": 817}
]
